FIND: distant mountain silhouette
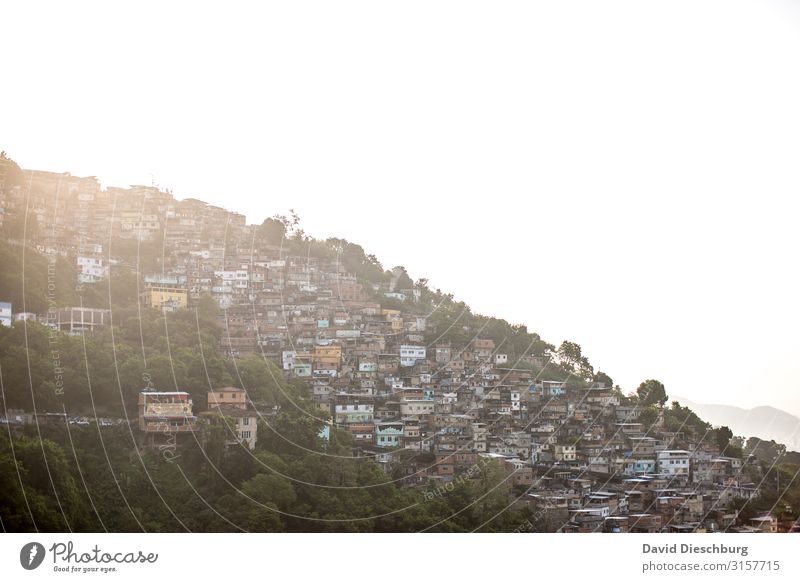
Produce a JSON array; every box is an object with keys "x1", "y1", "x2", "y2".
[{"x1": 671, "y1": 396, "x2": 800, "y2": 451}]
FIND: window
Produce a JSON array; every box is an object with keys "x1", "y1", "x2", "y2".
[{"x1": 242, "y1": 431, "x2": 251, "y2": 439}]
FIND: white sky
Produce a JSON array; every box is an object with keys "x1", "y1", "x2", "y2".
[{"x1": 3, "y1": 1, "x2": 800, "y2": 416}]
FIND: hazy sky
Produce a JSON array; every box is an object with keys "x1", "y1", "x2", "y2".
[{"x1": 3, "y1": 1, "x2": 800, "y2": 416}]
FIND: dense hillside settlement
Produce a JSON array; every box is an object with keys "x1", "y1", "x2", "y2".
[{"x1": 1, "y1": 153, "x2": 799, "y2": 533}]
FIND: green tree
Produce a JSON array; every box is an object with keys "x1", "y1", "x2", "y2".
[
  {"x1": 556, "y1": 341, "x2": 594, "y2": 380},
  {"x1": 229, "y1": 354, "x2": 290, "y2": 406},
  {"x1": 638, "y1": 406, "x2": 660, "y2": 430},
  {"x1": 257, "y1": 218, "x2": 286, "y2": 246},
  {"x1": 637, "y1": 379, "x2": 668, "y2": 407},
  {"x1": 714, "y1": 425, "x2": 734, "y2": 452},
  {"x1": 593, "y1": 370, "x2": 614, "y2": 387},
  {"x1": 391, "y1": 266, "x2": 414, "y2": 290}
]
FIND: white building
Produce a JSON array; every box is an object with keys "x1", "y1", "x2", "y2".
[
  {"x1": 554, "y1": 444, "x2": 577, "y2": 462},
  {"x1": 657, "y1": 450, "x2": 691, "y2": 476},
  {"x1": 282, "y1": 350, "x2": 297, "y2": 370},
  {"x1": 13, "y1": 312, "x2": 36, "y2": 322},
  {"x1": 334, "y1": 404, "x2": 374, "y2": 424},
  {"x1": 399, "y1": 400, "x2": 435, "y2": 416},
  {"x1": 400, "y1": 344, "x2": 426, "y2": 367},
  {"x1": 214, "y1": 269, "x2": 250, "y2": 289},
  {"x1": 0, "y1": 302, "x2": 11, "y2": 327},
  {"x1": 77, "y1": 255, "x2": 109, "y2": 283}
]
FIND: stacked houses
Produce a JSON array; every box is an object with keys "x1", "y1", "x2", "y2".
[{"x1": 0, "y1": 167, "x2": 781, "y2": 533}]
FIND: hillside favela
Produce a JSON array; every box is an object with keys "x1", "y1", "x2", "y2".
[{"x1": 1, "y1": 150, "x2": 799, "y2": 534}]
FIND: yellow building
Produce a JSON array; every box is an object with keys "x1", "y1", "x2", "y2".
[
  {"x1": 383, "y1": 308, "x2": 403, "y2": 331},
  {"x1": 313, "y1": 344, "x2": 342, "y2": 366},
  {"x1": 382, "y1": 308, "x2": 400, "y2": 319},
  {"x1": 206, "y1": 387, "x2": 257, "y2": 450},
  {"x1": 140, "y1": 285, "x2": 188, "y2": 312},
  {"x1": 207, "y1": 386, "x2": 247, "y2": 409}
]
